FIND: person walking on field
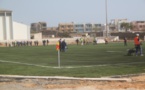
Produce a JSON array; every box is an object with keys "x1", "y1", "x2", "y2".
[
  {"x1": 134, "y1": 34, "x2": 143, "y2": 56},
  {"x1": 124, "y1": 37, "x2": 127, "y2": 46}
]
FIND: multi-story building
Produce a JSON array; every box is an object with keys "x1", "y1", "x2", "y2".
[
  {"x1": 93, "y1": 24, "x2": 102, "y2": 32},
  {"x1": 47, "y1": 27, "x2": 58, "y2": 31},
  {"x1": 39, "y1": 22, "x2": 47, "y2": 30},
  {"x1": 58, "y1": 22, "x2": 74, "y2": 32},
  {"x1": 85, "y1": 23, "x2": 93, "y2": 32},
  {"x1": 109, "y1": 19, "x2": 128, "y2": 32},
  {"x1": 131, "y1": 21, "x2": 145, "y2": 32},
  {"x1": 31, "y1": 22, "x2": 47, "y2": 32},
  {"x1": 74, "y1": 23, "x2": 103, "y2": 33},
  {"x1": 74, "y1": 24, "x2": 85, "y2": 32},
  {"x1": 31, "y1": 23, "x2": 39, "y2": 32}
]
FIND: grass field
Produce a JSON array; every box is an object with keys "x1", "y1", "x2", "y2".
[{"x1": 0, "y1": 42, "x2": 145, "y2": 77}]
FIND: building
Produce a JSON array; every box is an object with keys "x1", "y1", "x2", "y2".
[
  {"x1": 0, "y1": 9, "x2": 30, "y2": 41},
  {"x1": 31, "y1": 23, "x2": 39, "y2": 32},
  {"x1": 0, "y1": 9, "x2": 13, "y2": 40},
  {"x1": 74, "y1": 24, "x2": 85, "y2": 32},
  {"x1": 109, "y1": 19, "x2": 128, "y2": 32},
  {"x1": 74, "y1": 23, "x2": 103, "y2": 33},
  {"x1": 13, "y1": 21, "x2": 30, "y2": 40},
  {"x1": 58, "y1": 22, "x2": 74, "y2": 32},
  {"x1": 47, "y1": 27, "x2": 58, "y2": 31},
  {"x1": 31, "y1": 22, "x2": 47, "y2": 32},
  {"x1": 131, "y1": 21, "x2": 145, "y2": 32},
  {"x1": 93, "y1": 24, "x2": 102, "y2": 32},
  {"x1": 85, "y1": 23, "x2": 93, "y2": 32}
]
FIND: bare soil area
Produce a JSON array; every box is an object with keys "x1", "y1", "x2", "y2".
[{"x1": 0, "y1": 74, "x2": 145, "y2": 90}]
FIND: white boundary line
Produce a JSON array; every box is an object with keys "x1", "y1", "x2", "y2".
[
  {"x1": 106, "y1": 51, "x2": 123, "y2": 53},
  {"x1": 0, "y1": 60, "x2": 52, "y2": 68},
  {"x1": 0, "y1": 59, "x2": 145, "y2": 69},
  {"x1": 0, "y1": 75, "x2": 131, "y2": 82}
]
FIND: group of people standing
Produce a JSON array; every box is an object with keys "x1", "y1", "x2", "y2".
[
  {"x1": 76, "y1": 38, "x2": 90, "y2": 45},
  {"x1": 76, "y1": 37, "x2": 109, "y2": 45},
  {"x1": 59, "y1": 39, "x2": 67, "y2": 52},
  {"x1": 5, "y1": 41, "x2": 33, "y2": 47},
  {"x1": 4, "y1": 39, "x2": 50, "y2": 47},
  {"x1": 42, "y1": 39, "x2": 49, "y2": 46}
]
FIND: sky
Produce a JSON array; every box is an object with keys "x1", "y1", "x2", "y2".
[{"x1": 0, "y1": 0, "x2": 145, "y2": 27}]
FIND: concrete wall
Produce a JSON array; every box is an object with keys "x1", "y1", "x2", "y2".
[
  {"x1": 13, "y1": 21, "x2": 30, "y2": 40},
  {"x1": 33, "y1": 33, "x2": 42, "y2": 40}
]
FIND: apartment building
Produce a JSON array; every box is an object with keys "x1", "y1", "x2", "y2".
[
  {"x1": 109, "y1": 19, "x2": 128, "y2": 32},
  {"x1": 58, "y1": 22, "x2": 74, "y2": 32},
  {"x1": 85, "y1": 23, "x2": 93, "y2": 32},
  {"x1": 74, "y1": 23, "x2": 103, "y2": 33},
  {"x1": 131, "y1": 21, "x2": 145, "y2": 32},
  {"x1": 74, "y1": 24, "x2": 85, "y2": 32},
  {"x1": 47, "y1": 27, "x2": 58, "y2": 31},
  {"x1": 93, "y1": 24, "x2": 102, "y2": 32},
  {"x1": 31, "y1": 22, "x2": 47, "y2": 32}
]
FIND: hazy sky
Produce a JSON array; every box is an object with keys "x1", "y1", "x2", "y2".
[{"x1": 0, "y1": 0, "x2": 145, "y2": 26}]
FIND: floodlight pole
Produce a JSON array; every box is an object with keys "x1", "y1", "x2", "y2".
[{"x1": 105, "y1": 0, "x2": 108, "y2": 37}]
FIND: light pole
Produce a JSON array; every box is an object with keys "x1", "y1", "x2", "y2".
[{"x1": 105, "y1": 0, "x2": 108, "y2": 37}]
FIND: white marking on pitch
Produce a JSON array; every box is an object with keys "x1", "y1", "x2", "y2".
[
  {"x1": 0, "y1": 75, "x2": 131, "y2": 82},
  {"x1": 0, "y1": 60, "x2": 145, "y2": 69},
  {"x1": 0, "y1": 60, "x2": 51, "y2": 68},
  {"x1": 106, "y1": 51, "x2": 123, "y2": 53}
]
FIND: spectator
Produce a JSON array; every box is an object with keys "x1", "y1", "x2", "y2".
[
  {"x1": 104, "y1": 38, "x2": 108, "y2": 44},
  {"x1": 42, "y1": 40, "x2": 46, "y2": 46},
  {"x1": 124, "y1": 37, "x2": 127, "y2": 46},
  {"x1": 76, "y1": 39, "x2": 79, "y2": 45},
  {"x1": 46, "y1": 39, "x2": 49, "y2": 45}
]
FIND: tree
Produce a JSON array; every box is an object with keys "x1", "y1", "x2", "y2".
[{"x1": 120, "y1": 22, "x2": 132, "y2": 32}]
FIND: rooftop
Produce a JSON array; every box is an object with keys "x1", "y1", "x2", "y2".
[{"x1": 0, "y1": 8, "x2": 12, "y2": 12}]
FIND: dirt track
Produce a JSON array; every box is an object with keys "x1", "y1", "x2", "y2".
[{"x1": 0, "y1": 75, "x2": 145, "y2": 90}]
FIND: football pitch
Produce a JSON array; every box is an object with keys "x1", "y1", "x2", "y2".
[{"x1": 0, "y1": 42, "x2": 145, "y2": 77}]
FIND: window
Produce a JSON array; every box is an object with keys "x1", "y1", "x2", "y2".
[
  {"x1": 0, "y1": 13, "x2": 4, "y2": 16},
  {"x1": 42, "y1": 23, "x2": 46, "y2": 27},
  {"x1": 140, "y1": 25, "x2": 142, "y2": 28}
]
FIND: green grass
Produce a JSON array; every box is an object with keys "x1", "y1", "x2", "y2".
[{"x1": 0, "y1": 42, "x2": 145, "y2": 77}]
